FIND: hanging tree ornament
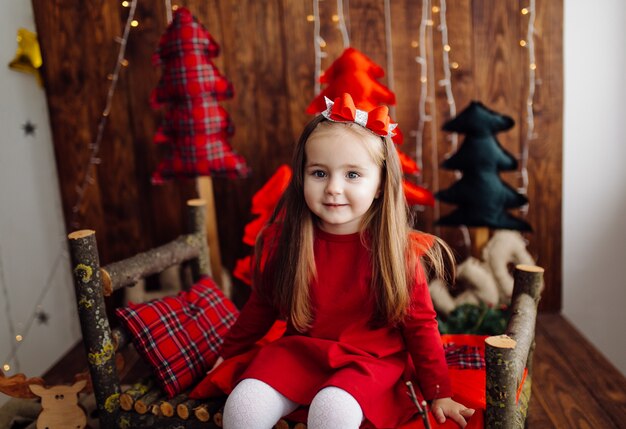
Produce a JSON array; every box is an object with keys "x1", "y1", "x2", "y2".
[{"x1": 8, "y1": 28, "x2": 43, "y2": 85}]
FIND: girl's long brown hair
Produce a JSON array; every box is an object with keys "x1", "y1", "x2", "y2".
[{"x1": 255, "y1": 116, "x2": 454, "y2": 332}]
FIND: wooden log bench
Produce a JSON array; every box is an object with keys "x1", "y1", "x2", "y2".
[{"x1": 67, "y1": 199, "x2": 544, "y2": 429}]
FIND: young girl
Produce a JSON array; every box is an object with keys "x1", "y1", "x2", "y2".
[{"x1": 216, "y1": 93, "x2": 474, "y2": 429}]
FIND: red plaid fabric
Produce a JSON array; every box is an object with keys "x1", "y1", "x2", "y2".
[
  {"x1": 443, "y1": 343, "x2": 485, "y2": 370},
  {"x1": 116, "y1": 277, "x2": 239, "y2": 397},
  {"x1": 151, "y1": 7, "x2": 250, "y2": 182}
]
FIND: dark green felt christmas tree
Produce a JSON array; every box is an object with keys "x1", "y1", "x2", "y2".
[{"x1": 436, "y1": 101, "x2": 531, "y2": 231}]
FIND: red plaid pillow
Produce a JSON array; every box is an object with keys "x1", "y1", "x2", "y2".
[{"x1": 116, "y1": 277, "x2": 238, "y2": 397}]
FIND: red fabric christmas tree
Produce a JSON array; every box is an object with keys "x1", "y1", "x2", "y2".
[
  {"x1": 306, "y1": 48, "x2": 433, "y2": 207},
  {"x1": 233, "y1": 165, "x2": 292, "y2": 285},
  {"x1": 151, "y1": 7, "x2": 250, "y2": 183}
]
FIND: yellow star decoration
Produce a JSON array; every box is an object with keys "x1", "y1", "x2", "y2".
[{"x1": 9, "y1": 28, "x2": 43, "y2": 85}]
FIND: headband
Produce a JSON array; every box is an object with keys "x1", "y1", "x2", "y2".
[{"x1": 321, "y1": 93, "x2": 398, "y2": 138}]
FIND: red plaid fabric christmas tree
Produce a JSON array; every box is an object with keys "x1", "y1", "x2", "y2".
[
  {"x1": 306, "y1": 48, "x2": 433, "y2": 206},
  {"x1": 151, "y1": 7, "x2": 250, "y2": 183}
]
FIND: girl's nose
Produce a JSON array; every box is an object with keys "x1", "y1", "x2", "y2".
[{"x1": 325, "y1": 177, "x2": 342, "y2": 195}]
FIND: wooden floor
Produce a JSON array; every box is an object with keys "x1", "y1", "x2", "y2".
[{"x1": 45, "y1": 313, "x2": 626, "y2": 428}]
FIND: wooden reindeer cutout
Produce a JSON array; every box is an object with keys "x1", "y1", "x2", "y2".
[{"x1": 29, "y1": 380, "x2": 87, "y2": 429}]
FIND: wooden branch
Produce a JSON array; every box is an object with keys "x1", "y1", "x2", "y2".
[
  {"x1": 485, "y1": 334, "x2": 519, "y2": 426},
  {"x1": 177, "y1": 398, "x2": 204, "y2": 420},
  {"x1": 134, "y1": 386, "x2": 164, "y2": 414},
  {"x1": 120, "y1": 379, "x2": 154, "y2": 411},
  {"x1": 485, "y1": 265, "x2": 544, "y2": 428},
  {"x1": 159, "y1": 391, "x2": 189, "y2": 417},
  {"x1": 67, "y1": 229, "x2": 120, "y2": 428},
  {"x1": 118, "y1": 410, "x2": 223, "y2": 428},
  {"x1": 506, "y1": 265, "x2": 544, "y2": 378},
  {"x1": 187, "y1": 198, "x2": 212, "y2": 282},
  {"x1": 101, "y1": 233, "x2": 202, "y2": 296}
]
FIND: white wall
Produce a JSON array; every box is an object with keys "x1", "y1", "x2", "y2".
[
  {"x1": 563, "y1": 0, "x2": 626, "y2": 375},
  {"x1": 0, "y1": 0, "x2": 80, "y2": 405}
]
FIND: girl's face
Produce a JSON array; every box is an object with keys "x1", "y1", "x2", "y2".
[{"x1": 303, "y1": 124, "x2": 382, "y2": 235}]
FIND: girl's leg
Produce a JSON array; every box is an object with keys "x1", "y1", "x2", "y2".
[
  {"x1": 223, "y1": 378, "x2": 299, "y2": 429},
  {"x1": 307, "y1": 386, "x2": 364, "y2": 429}
]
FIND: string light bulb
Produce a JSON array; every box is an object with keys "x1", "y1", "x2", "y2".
[
  {"x1": 521, "y1": 8, "x2": 529, "y2": 15},
  {"x1": 172, "y1": 4, "x2": 179, "y2": 11},
  {"x1": 443, "y1": 44, "x2": 451, "y2": 52},
  {"x1": 432, "y1": 6, "x2": 440, "y2": 13},
  {"x1": 331, "y1": 14, "x2": 339, "y2": 22},
  {"x1": 131, "y1": 20, "x2": 139, "y2": 27},
  {"x1": 122, "y1": 1, "x2": 129, "y2": 7},
  {"x1": 306, "y1": 15, "x2": 315, "y2": 22},
  {"x1": 15, "y1": 335, "x2": 22, "y2": 342},
  {"x1": 520, "y1": 40, "x2": 527, "y2": 47},
  {"x1": 411, "y1": 40, "x2": 419, "y2": 48},
  {"x1": 451, "y1": 61, "x2": 459, "y2": 69},
  {"x1": 3, "y1": 364, "x2": 9, "y2": 372}
]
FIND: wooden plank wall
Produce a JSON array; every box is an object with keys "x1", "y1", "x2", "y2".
[{"x1": 32, "y1": 0, "x2": 562, "y2": 311}]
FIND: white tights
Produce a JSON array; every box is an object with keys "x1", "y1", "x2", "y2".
[{"x1": 223, "y1": 378, "x2": 364, "y2": 429}]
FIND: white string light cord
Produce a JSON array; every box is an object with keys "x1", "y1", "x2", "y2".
[
  {"x1": 312, "y1": 0, "x2": 327, "y2": 95},
  {"x1": 0, "y1": 244, "x2": 20, "y2": 372},
  {"x1": 519, "y1": 0, "x2": 536, "y2": 217},
  {"x1": 383, "y1": 0, "x2": 396, "y2": 118},
  {"x1": 336, "y1": 0, "x2": 350, "y2": 49},
  {"x1": 414, "y1": 0, "x2": 432, "y2": 187},
  {"x1": 424, "y1": 3, "x2": 440, "y2": 236},
  {"x1": 436, "y1": 0, "x2": 458, "y2": 156},
  {"x1": 71, "y1": 0, "x2": 138, "y2": 227},
  {"x1": 1, "y1": 0, "x2": 138, "y2": 374},
  {"x1": 434, "y1": 0, "x2": 470, "y2": 250}
]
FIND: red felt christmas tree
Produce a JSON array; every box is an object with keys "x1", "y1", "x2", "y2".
[
  {"x1": 233, "y1": 165, "x2": 292, "y2": 285},
  {"x1": 306, "y1": 48, "x2": 433, "y2": 207},
  {"x1": 151, "y1": 7, "x2": 250, "y2": 183}
]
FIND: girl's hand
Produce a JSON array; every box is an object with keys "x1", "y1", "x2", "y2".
[{"x1": 431, "y1": 397, "x2": 475, "y2": 428}]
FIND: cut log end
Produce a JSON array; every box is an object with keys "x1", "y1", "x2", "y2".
[
  {"x1": 274, "y1": 419, "x2": 290, "y2": 429},
  {"x1": 187, "y1": 198, "x2": 207, "y2": 207},
  {"x1": 160, "y1": 402, "x2": 174, "y2": 417},
  {"x1": 516, "y1": 264, "x2": 544, "y2": 273},
  {"x1": 100, "y1": 268, "x2": 113, "y2": 296},
  {"x1": 119, "y1": 393, "x2": 134, "y2": 411},
  {"x1": 194, "y1": 404, "x2": 210, "y2": 422},
  {"x1": 485, "y1": 334, "x2": 517, "y2": 349},
  {"x1": 213, "y1": 410, "x2": 223, "y2": 427},
  {"x1": 68, "y1": 230, "x2": 95, "y2": 240},
  {"x1": 134, "y1": 401, "x2": 148, "y2": 414},
  {"x1": 177, "y1": 403, "x2": 190, "y2": 420}
]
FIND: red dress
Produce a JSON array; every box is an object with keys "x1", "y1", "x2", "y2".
[{"x1": 220, "y1": 228, "x2": 452, "y2": 429}]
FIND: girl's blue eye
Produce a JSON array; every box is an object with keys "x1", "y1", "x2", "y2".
[
  {"x1": 347, "y1": 171, "x2": 360, "y2": 179},
  {"x1": 313, "y1": 170, "x2": 326, "y2": 178}
]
